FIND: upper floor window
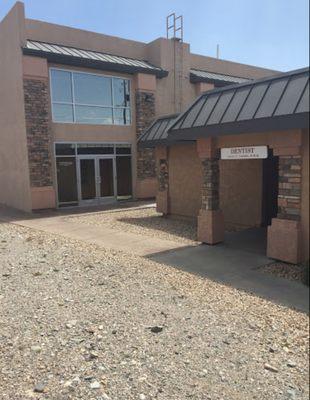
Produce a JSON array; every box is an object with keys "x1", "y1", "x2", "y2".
[{"x1": 50, "y1": 69, "x2": 131, "y2": 125}]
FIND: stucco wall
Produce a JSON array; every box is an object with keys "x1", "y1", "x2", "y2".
[
  {"x1": 0, "y1": 3, "x2": 32, "y2": 211},
  {"x1": 301, "y1": 129, "x2": 309, "y2": 260},
  {"x1": 220, "y1": 159, "x2": 263, "y2": 230},
  {"x1": 22, "y1": 16, "x2": 278, "y2": 206},
  {"x1": 190, "y1": 53, "x2": 278, "y2": 79},
  {"x1": 146, "y1": 38, "x2": 278, "y2": 117},
  {"x1": 168, "y1": 143, "x2": 202, "y2": 217},
  {"x1": 25, "y1": 19, "x2": 146, "y2": 60}
]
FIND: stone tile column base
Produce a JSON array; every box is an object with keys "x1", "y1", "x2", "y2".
[
  {"x1": 156, "y1": 191, "x2": 169, "y2": 215},
  {"x1": 267, "y1": 218, "x2": 302, "y2": 264},
  {"x1": 198, "y1": 209, "x2": 224, "y2": 245}
]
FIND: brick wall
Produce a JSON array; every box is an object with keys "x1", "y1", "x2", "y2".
[
  {"x1": 201, "y1": 157, "x2": 220, "y2": 211},
  {"x1": 135, "y1": 90, "x2": 156, "y2": 179},
  {"x1": 278, "y1": 155, "x2": 302, "y2": 221},
  {"x1": 158, "y1": 158, "x2": 168, "y2": 192},
  {"x1": 23, "y1": 78, "x2": 53, "y2": 187}
]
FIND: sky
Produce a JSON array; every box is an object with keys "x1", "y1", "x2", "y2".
[{"x1": 0, "y1": 0, "x2": 309, "y2": 71}]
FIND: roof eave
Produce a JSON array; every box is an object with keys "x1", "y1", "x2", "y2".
[
  {"x1": 22, "y1": 48, "x2": 169, "y2": 78},
  {"x1": 189, "y1": 73, "x2": 242, "y2": 86},
  {"x1": 168, "y1": 113, "x2": 310, "y2": 141}
]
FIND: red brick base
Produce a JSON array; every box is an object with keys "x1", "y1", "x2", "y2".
[
  {"x1": 198, "y1": 209, "x2": 225, "y2": 245},
  {"x1": 267, "y1": 218, "x2": 302, "y2": 263}
]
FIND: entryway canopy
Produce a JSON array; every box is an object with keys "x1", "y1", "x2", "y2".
[
  {"x1": 168, "y1": 67, "x2": 309, "y2": 141},
  {"x1": 138, "y1": 113, "x2": 179, "y2": 148}
]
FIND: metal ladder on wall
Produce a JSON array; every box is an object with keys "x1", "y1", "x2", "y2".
[{"x1": 166, "y1": 13, "x2": 184, "y2": 114}]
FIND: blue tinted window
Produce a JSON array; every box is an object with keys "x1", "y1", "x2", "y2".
[
  {"x1": 50, "y1": 69, "x2": 131, "y2": 125},
  {"x1": 74, "y1": 73, "x2": 112, "y2": 106},
  {"x1": 51, "y1": 70, "x2": 72, "y2": 103}
]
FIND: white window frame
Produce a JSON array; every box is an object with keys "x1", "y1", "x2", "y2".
[{"x1": 49, "y1": 67, "x2": 132, "y2": 126}]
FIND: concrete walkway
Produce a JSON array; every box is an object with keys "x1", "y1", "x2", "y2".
[
  {"x1": 148, "y1": 229, "x2": 309, "y2": 313},
  {"x1": 0, "y1": 205, "x2": 308, "y2": 313},
  {"x1": 0, "y1": 204, "x2": 188, "y2": 256}
]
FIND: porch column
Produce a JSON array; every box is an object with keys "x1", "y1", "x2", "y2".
[
  {"x1": 155, "y1": 146, "x2": 169, "y2": 215},
  {"x1": 197, "y1": 138, "x2": 224, "y2": 244},
  {"x1": 267, "y1": 147, "x2": 302, "y2": 263}
]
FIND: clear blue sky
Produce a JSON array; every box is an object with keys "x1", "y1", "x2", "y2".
[{"x1": 0, "y1": 0, "x2": 309, "y2": 71}]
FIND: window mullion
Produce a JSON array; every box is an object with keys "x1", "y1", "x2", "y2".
[
  {"x1": 111, "y1": 77, "x2": 115, "y2": 124},
  {"x1": 71, "y1": 72, "x2": 76, "y2": 122}
]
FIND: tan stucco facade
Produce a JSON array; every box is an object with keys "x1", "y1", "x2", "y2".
[
  {"x1": 0, "y1": 3, "x2": 32, "y2": 211},
  {"x1": 19, "y1": 55, "x2": 150, "y2": 207},
  {"x1": 0, "y1": 1, "x2": 280, "y2": 211}
]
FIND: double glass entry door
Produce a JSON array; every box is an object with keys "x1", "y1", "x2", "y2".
[{"x1": 78, "y1": 156, "x2": 115, "y2": 204}]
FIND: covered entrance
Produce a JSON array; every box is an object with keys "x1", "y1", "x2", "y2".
[
  {"x1": 219, "y1": 145, "x2": 279, "y2": 239},
  {"x1": 55, "y1": 143, "x2": 133, "y2": 207},
  {"x1": 149, "y1": 67, "x2": 309, "y2": 264}
]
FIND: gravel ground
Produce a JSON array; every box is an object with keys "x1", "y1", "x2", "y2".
[
  {"x1": 0, "y1": 222, "x2": 309, "y2": 400},
  {"x1": 260, "y1": 262, "x2": 307, "y2": 284},
  {"x1": 67, "y1": 207, "x2": 198, "y2": 244}
]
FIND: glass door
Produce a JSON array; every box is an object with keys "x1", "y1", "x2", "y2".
[
  {"x1": 78, "y1": 157, "x2": 97, "y2": 204},
  {"x1": 78, "y1": 156, "x2": 116, "y2": 205},
  {"x1": 98, "y1": 157, "x2": 115, "y2": 200},
  {"x1": 56, "y1": 157, "x2": 78, "y2": 206}
]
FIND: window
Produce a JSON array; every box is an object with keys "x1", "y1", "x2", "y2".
[
  {"x1": 50, "y1": 69, "x2": 131, "y2": 125},
  {"x1": 77, "y1": 144, "x2": 114, "y2": 155},
  {"x1": 55, "y1": 143, "x2": 76, "y2": 156}
]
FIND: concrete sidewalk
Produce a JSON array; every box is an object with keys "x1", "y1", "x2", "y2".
[
  {"x1": 1, "y1": 205, "x2": 308, "y2": 313},
  {"x1": 148, "y1": 230, "x2": 309, "y2": 313},
  {"x1": 0, "y1": 204, "x2": 189, "y2": 256}
]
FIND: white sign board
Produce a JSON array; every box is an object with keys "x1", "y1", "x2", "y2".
[{"x1": 221, "y1": 146, "x2": 268, "y2": 160}]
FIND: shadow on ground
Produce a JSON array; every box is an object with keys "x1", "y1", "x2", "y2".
[
  {"x1": 0, "y1": 200, "x2": 155, "y2": 223},
  {"x1": 146, "y1": 228, "x2": 309, "y2": 314},
  {"x1": 118, "y1": 215, "x2": 197, "y2": 242}
]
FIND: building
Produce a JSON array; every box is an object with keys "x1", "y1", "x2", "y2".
[
  {"x1": 139, "y1": 68, "x2": 309, "y2": 264},
  {"x1": 0, "y1": 2, "x2": 278, "y2": 212}
]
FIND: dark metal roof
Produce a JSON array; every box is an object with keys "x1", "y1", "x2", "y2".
[
  {"x1": 138, "y1": 114, "x2": 179, "y2": 147},
  {"x1": 23, "y1": 40, "x2": 168, "y2": 78},
  {"x1": 190, "y1": 69, "x2": 250, "y2": 85},
  {"x1": 169, "y1": 67, "x2": 309, "y2": 140}
]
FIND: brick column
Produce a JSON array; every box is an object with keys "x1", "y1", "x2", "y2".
[
  {"x1": 135, "y1": 73, "x2": 157, "y2": 199},
  {"x1": 24, "y1": 78, "x2": 53, "y2": 188},
  {"x1": 23, "y1": 56, "x2": 56, "y2": 210},
  {"x1": 197, "y1": 138, "x2": 224, "y2": 244},
  {"x1": 267, "y1": 150, "x2": 302, "y2": 263},
  {"x1": 155, "y1": 146, "x2": 169, "y2": 215}
]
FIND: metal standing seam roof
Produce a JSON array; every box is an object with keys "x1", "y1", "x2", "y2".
[
  {"x1": 138, "y1": 114, "x2": 180, "y2": 147},
  {"x1": 169, "y1": 67, "x2": 310, "y2": 140},
  {"x1": 22, "y1": 40, "x2": 168, "y2": 78},
  {"x1": 190, "y1": 69, "x2": 250, "y2": 85}
]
